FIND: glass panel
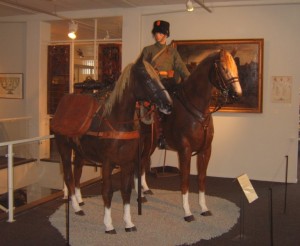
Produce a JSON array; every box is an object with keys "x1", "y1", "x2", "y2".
[
  {"x1": 47, "y1": 45, "x2": 70, "y2": 115},
  {"x1": 74, "y1": 43, "x2": 95, "y2": 83},
  {"x1": 50, "y1": 16, "x2": 122, "y2": 41}
]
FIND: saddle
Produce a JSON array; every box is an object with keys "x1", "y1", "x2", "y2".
[{"x1": 51, "y1": 94, "x2": 100, "y2": 137}]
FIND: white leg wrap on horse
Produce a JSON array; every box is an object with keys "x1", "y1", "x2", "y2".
[
  {"x1": 75, "y1": 187, "x2": 83, "y2": 204},
  {"x1": 199, "y1": 191, "x2": 208, "y2": 213},
  {"x1": 104, "y1": 207, "x2": 114, "y2": 231},
  {"x1": 70, "y1": 195, "x2": 81, "y2": 212},
  {"x1": 182, "y1": 192, "x2": 192, "y2": 217},
  {"x1": 141, "y1": 173, "x2": 150, "y2": 192},
  {"x1": 123, "y1": 204, "x2": 135, "y2": 228},
  {"x1": 63, "y1": 183, "x2": 68, "y2": 199}
]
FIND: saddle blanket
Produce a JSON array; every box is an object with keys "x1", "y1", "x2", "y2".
[{"x1": 51, "y1": 94, "x2": 99, "y2": 137}]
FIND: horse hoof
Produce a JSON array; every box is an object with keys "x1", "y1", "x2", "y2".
[
  {"x1": 79, "y1": 202, "x2": 85, "y2": 206},
  {"x1": 201, "y1": 211, "x2": 212, "y2": 216},
  {"x1": 184, "y1": 215, "x2": 195, "y2": 222},
  {"x1": 105, "y1": 229, "x2": 117, "y2": 234},
  {"x1": 75, "y1": 210, "x2": 85, "y2": 216},
  {"x1": 125, "y1": 226, "x2": 137, "y2": 232},
  {"x1": 137, "y1": 197, "x2": 147, "y2": 203},
  {"x1": 143, "y1": 190, "x2": 154, "y2": 195}
]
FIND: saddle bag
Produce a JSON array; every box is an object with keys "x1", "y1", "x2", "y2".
[{"x1": 51, "y1": 94, "x2": 100, "y2": 137}]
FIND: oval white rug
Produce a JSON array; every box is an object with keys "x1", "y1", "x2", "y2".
[{"x1": 49, "y1": 189, "x2": 239, "y2": 246}]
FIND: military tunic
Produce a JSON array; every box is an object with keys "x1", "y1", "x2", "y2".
[{"x1": 141, "y1": 42, "x2": 190, "y2": 84}]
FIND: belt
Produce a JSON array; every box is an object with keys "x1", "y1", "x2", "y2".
[{"x1": 158, "y1": 70, "x2": 174, "y2": 78}]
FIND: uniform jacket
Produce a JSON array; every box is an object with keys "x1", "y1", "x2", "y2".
[{"x1": 141, "y1": 42, "x2": 190, "y2": 83}]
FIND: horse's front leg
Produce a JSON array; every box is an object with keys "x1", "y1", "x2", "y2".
[
  {"x1": 197, "y1": 147, "x2": 212, "y2": 216},
  {"x1": 102, "y1": 161, "x2": 115, "y2": 234},
  {"x1": 73, "y1": 153, "x2": 85, "y2": 206},
  {"x1": 178, "y1": 149, "x2": 195, "y2": 222},
  {"x1": 121, "y1": 162, "x2": 137, "y2": 232}
]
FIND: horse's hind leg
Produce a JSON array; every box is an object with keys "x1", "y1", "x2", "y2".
[
  {"x1": 55, "y1": 135, "x2": 84, "y2": 215},
  {"x1": 121, "y1": 162, "x2": 137, "y2": 232},
  {"x1": 134, "y1": 131, "x2": 155, "y2": 203},
  {"x1": 73, "y1": 153, "x2": 85, "y2": 206},
  {"x1": 197, "y1": 147, "x2": 212, "y2": 216}
]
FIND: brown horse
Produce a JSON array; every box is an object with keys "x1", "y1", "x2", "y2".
[
  {"x1": 51, "y1": 57, "x2": 172, "y2": 234},
  {"x1": 138, "y1": 49, "x2": 242, "y2": 222}
]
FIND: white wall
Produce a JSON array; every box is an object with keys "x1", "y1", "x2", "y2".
[
  {"x1": 0, "y1": 23, "x2": 26, "y2": 119},
  {"x1": 142, "y1": 4, "x2": 300, "y2": 183},
  {"x1": 0, "y1": 2, "x2": 299, "y2": 183}
]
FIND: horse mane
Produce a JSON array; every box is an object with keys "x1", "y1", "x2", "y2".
[
  {"x1": 143, "y1": 60, "x2": 161, "y2": 82},
  {"x1": 190, "y1": 49, "x2": 237, "y2": 74},
  {"x1": 102, "y1": 59, "x2": 160, "y2": 116},
  {"x1": 102, "y1": 63, "x2": 133, "y2": 116}
]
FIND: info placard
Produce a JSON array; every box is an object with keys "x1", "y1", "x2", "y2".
[{"x1": 237, "y1": 174, "x2": 258, "y2": 203}]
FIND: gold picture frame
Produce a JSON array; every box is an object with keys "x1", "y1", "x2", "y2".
[
  {"x1": 172, "y1": 39, "x2": 264, "y2": 113},
  {"x1": 0, "y1": 73, "x2": 23, "y2": 99}
]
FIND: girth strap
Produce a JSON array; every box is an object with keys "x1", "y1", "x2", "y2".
[{"x1": 86, "y1": 130, "x2": 140, "y2": 139}]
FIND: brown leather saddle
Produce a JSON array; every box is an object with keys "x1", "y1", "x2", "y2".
[{"x1": 51, "y1": 94, "x2": 100, "y2": 137}]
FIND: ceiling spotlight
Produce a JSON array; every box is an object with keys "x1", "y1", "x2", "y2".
[
  {"x1": 186, "y1": 0, "x2": 194, "y2": 12},
  {"x1": 68, "y1": 21, "x2": 78, "y2": 39}
]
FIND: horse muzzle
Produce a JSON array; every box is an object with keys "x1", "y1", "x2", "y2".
[{"x1": 158, "y1": 102, "x2": 172, "y2": 115}]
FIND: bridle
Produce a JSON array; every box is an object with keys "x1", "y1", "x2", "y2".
[{"x1": 208, "y1": 57, "x2": 240, "y2": 112}]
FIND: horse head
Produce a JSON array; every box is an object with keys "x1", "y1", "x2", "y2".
[
  {"x1": 132, "y1": 56, "x2": 173, "y2": 115},
  {"x1": 210, "y1": 49, "x2": 242, "y2": 103}
]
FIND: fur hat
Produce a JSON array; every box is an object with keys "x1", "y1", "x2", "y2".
[{"x1": 151, "y1": 20, "x2": 170, "y2": 37}]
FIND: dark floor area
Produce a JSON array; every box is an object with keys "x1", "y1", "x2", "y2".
[{"x1": 0, "y1": 171, "x2": 299, "y2": 246}]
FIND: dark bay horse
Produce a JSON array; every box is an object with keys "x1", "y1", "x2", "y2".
[
  {"x1": 51, "y1": 58, "x2": 172, "y2": 233},
  {"x1": 139, "y1": 49, "x2": 242, "y2": 222}
]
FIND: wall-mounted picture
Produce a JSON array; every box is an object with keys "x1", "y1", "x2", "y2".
[
  {"x1": 172, "y1": 39, "x2": 264, "y2": 113},
  {"x1": 0, "y1": 73, "x2": 23, "y2": 99}
]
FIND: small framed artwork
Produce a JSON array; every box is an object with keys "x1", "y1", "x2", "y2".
[
  {"x1": 172, "y1": 39, "x2": 264, "y2": 113},
  {"x1": 271, "y1": 76, "x2": 292, "y2": 103},
  {"x1": 0, "y1": 73, "x2": 23, "y2": 99}
]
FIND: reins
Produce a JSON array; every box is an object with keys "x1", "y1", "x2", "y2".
[{"x1": 174, "y1": 55, "x2": 237, "y2": 156}]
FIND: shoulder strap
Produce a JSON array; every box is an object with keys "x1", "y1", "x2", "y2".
[{"x1": 151, "y1": 46, "x2": 167, "y2": 64}]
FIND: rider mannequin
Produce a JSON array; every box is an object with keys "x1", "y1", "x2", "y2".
[
  {"x1": 141, "y1": 20, "x2": 190, "y2": 88},
  {"x1": 140, "y1": 20, "x2": 190, "y2": 148}
]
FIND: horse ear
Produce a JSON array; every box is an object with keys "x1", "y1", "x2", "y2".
[
  {"x1": 136, "y1": 53, "x2": 144, "y2": 65},
  {"x1": 219, "y1": 49, "x2": 225, "y2": 60},
  {"x1": 231, "y1": 48, "x2": 237, "y2": 57}
]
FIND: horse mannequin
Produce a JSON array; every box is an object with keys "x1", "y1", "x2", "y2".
[
  {"x1": 52, "y1": 58, "x2": 172, "y2": 233},
  {"x1": 139, "y1": 49, "x2": 242, "y2": 222}
]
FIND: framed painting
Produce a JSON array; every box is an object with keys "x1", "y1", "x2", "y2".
[
  {"x1": 0, "y1": 73, "x2": 23, "y2": 99},
  {"x1": 172, "y1": 39, "x2": 264, "y2": 113}
]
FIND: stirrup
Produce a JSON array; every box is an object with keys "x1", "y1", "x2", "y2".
[{"x1": 157, "y1": 137, "x2": 166, "y2": 149}]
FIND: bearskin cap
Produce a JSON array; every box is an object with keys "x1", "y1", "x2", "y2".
[{"x1": 151, "y1": 20, "x2": 170, "y2": 37}]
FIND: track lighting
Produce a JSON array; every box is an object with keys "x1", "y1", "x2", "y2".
[
  {"x1": 68, "y1": 21, "x2": 78, "y2": 39},
  {"x1": 186, "y1": 0, "x2": 194, "y2": 12}
]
